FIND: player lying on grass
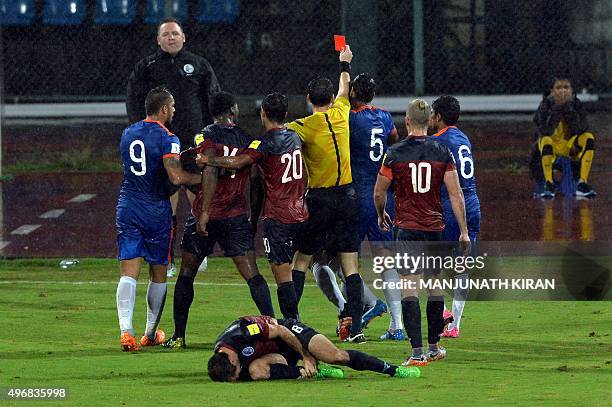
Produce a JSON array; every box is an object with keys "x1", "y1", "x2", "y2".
[{"x1": 207, "y1": 316, "x2": 419, "y2": 381}]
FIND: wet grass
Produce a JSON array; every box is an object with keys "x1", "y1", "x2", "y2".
[{"x1": 0, "y1": 258, "x2": 610, "y2": 405}]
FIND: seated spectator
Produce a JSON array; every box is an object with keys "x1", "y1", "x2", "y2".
[{"x1": 533, "y1": 76, "x2": 596, "y2": 198}]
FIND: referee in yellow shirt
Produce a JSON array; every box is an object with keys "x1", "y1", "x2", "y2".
[{"x1": 287, "y1": 45, "x2": 366, "y2": 343}]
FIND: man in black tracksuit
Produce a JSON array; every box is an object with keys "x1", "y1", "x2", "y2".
[{"x1": 126, "y1": 17, "x2": 221, "y2": 275}]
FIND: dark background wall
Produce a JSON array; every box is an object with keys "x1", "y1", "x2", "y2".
[{"x1": 2, "y1": 0, "x2": 611, "y2": 100}]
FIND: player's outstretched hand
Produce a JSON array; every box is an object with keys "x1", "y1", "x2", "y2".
[
  {"x1": 302, "y1": 355, "x2": 318, "y2": 378},
  {"x1": 339, "y1": 44, "x2": 353, "y2": 63},
  {"x1": 378, "y1": 211, "x2": 392, "y2": 232},
  {"x1": 458, "y1": 233, "x2": 471, "y2": 256},
  {"x1": 197, "y1": 212, "x2": 209, "y2": 236}
]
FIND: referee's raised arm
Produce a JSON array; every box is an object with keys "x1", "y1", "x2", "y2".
[{"x1": 337, "y1": 45, "x2": 353, "y2": 100}]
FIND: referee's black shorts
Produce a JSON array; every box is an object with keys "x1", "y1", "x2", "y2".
[{"x1": 295, "y1": 184, "x2": 360, "y2": 255}]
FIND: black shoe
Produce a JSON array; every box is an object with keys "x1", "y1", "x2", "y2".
[
  {"x1": 540, "y1": 181, "x2": 555, "y2": 199},
  {"x1": 576, "y1": 182, "x2": 596, "y2": 198},
  {"x1": 347, "y1": 332, "x2": 366, "y2": 344}
]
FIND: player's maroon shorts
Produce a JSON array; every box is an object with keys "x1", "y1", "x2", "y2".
[
  {"x1": 262, "y1": 219, "x2": 305, "y2": 265},
  {"x1": 181, "y1": 214, "x2": 255, "y2": 258},
  {"x1": 393, "y1": 227, "x2": 445, "y2": 276}
]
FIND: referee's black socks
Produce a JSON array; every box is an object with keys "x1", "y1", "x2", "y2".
[
  {"x1": 277, "y1": 281, "x2": 299, "y2": 320},
  {"x1": 345, "y1": 273, "x2": 364, "y2": 334},
  {"x1": 173, "y1": 275, "x2": 195, "y2": 339},
  {"x1": 247, "y1": 274, "x2": 275, "y2": 317}
]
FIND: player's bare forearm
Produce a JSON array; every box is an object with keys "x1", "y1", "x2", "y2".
[
  {"x1": 268, "y1": 324, "x2": 308, "y2": 358},
  {"x1": 249, "y1": 174, "x2": 264, "y2": 230},
  {"x1": 200, "y1": 163, "x2": 218, "y2": 215},
  {"x1": 373, "y1": 175, "x2": 390, "y2": 218},
  {"x1": 201, "y1": 154, "x2": 254, "y2": 170},
  {"x1": 163, "y1": 156, "x2": 202, "y2": 186}
]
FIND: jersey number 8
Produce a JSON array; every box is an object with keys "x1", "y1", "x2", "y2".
[{"x1": 129, "y1": 140, "x2": 146, "y2": 176}]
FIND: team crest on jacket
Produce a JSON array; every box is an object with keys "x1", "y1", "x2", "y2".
[
  {"x1": 242, "y1": 346, "x2": 255, "y2": 357},
  {"x1": 183, "y1": 64, "x2": 194, "y2": 74}
]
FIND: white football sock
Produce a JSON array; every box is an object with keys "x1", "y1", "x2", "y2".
[
  {"x1": 198, "y1": 257, "x2": 208, "y2": 273},
  {"x1": 144, "y1": 281, "x2": 167, "y2": 339},
  {"x1": 362, "y1": 280, "x2": 378, "y2": 308},
  {"x1": 116, "y1": 276, "x2": 137, "y2": 336},
  {"x1": 312, "y1": 262, "x2": 346, "y2": 312},
  {"x1": 451, "y1": 299, "x2": 466, "y2": 330},
  {"x1": 382, "y1": 269, "x2": 403, "y2": 330},
  {"x1": 450, "y1": 273, "x2": 469, "y2": 330}
]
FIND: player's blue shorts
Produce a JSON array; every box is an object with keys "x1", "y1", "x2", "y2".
[
  {"x1": 357, "y1": 189, "x2": 394, "y2": 245},
  {"x1": 116, "y1": 196, "x2": 172, "y2": 265},
  {"x1": 443, "y1": 193, "x2": 480, "y2": 254}
]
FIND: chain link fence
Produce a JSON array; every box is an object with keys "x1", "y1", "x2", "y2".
[{"x1": 1, "y1": 0, "x2": 611, "y2": 101}]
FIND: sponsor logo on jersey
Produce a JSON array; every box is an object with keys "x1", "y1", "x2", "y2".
[{"x1": 242, "y1": 346, "x2": 255, "y2": 357}]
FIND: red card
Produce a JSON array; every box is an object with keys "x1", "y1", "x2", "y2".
[{"x1": 334, "y1": 35, "x2": 346, "y2": 52}]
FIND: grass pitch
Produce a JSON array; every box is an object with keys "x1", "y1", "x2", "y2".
[{"x1": 0, "y1": 258, "x2": 610, "y2": 406}]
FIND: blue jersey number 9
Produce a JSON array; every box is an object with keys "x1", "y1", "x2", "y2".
[{"x1": 129, "y1": 140, "x2": 147, "y2": 176}]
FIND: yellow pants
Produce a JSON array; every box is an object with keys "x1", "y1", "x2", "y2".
[{"x1": 538, "y1": 124, "x2": 594, "y2": 183}]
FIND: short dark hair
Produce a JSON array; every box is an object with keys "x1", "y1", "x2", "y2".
[
  {"x1": 157, "y1": 17, "x2": 183, "y2": 35},
  {"x1": 432, "y1": 95, "x2": 460, "y2": 126},
  {"x1": 209, "y1": 92, "x2": 237, "y2": 117},
  {"x1": 307, "y1": 77, "x2": 334, "y2": 107},
  {"x1": 261, "y1": 92, "x2": 288, "y2": 123},
  {"x1": 208, "y1": 352, "x2": 236, "y2": 382},
  {"x1": 145, "y1": 86, "x2": 173, "y2": 116},
  {"x1": 351, "y1": 73, "x2": 376, "y2": 103}
]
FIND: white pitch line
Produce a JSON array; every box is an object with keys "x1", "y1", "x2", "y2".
[
  {"x1": 40, "y1": 209, "x2": 66, "y2": 219},
  {"x1": 10, "y1": 224, "x2": 41, "y2": 235},
  {"x1": 68, "y1": 194, "x2": 96, "y2": 203},
  {"x1": 0, "y1": 241, "x2": 10, "y2": 250}
]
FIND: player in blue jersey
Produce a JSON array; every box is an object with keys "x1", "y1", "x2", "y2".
[
  {"x1": 115, "y1": 87, "x2": 204, "y2": 351},
  {"x1": 430, "y1": 95, "x2": 481, "y2": 338},
  {"x1": 350, "y1": 73, "x2": 408, "y2": 340}
]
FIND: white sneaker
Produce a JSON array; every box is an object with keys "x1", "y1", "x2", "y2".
[
  {"x1": 198, "y1": 257, "x2": 208, "y2": 273},
  {"x1": 166, "y1": 262, "x2": 176, "y2": 278}
]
